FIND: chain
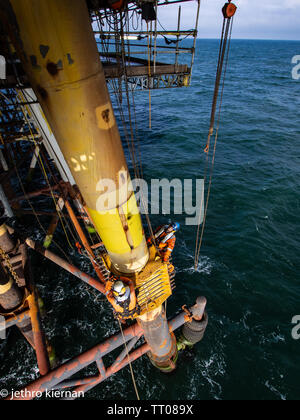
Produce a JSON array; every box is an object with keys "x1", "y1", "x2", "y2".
[{"x1": 0, "y1": 245, "x2": 19, "y2": 284}]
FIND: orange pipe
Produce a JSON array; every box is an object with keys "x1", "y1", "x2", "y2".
[
  {"x1": 27, "y1": 293, "x2": 50, "y2": 376},
  {"x1": 64, "y1": 200, "x2": 106, "y2": 283}
]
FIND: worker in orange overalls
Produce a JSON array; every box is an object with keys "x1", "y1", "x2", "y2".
[
  {"x1": 105, "y1": 276, "x2": 139, "y2": 320},
  {"x1": 148, "y1": 222, "x2": 180, "y2": 263}
]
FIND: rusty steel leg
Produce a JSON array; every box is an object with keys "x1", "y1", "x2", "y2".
[
  {"x1": 5, "y1": 225, "x2": 105, "y2": 294},
  {"x1": 64, "y1": 200, "x2": 106, "y2": 283},
  {"x1": 7, "y1": 322, "x2": 143, "y2": 400},
  {"x1": 27, "y1": 293, "x2": 50, "y2": 376},
  {"x1": 17, "y1": 316, "x2": 35, "y2": 349},
  {"x1": 53, "y1": 376, "x2": 100, "y2": 391},
  {"x1": 4, "y1": 310, "x2": 30, "y2": 329},
  {"x1": 110, "y1": 336, "x2": 140, "y2": 371},
  {"x1": 64, "y1": 344, "x2": 150, "y2": 400},
  {"x1": 138, "y1": 306, "x2": 177, "y2": 373},
  {"x1": 24, "y1": 237, "x2": 106, "y2": 295},
  {"x1": 4, "y1": 299, "x2": 205, "y2": 400}
]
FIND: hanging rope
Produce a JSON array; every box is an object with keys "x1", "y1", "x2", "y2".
[
  {"x1": 147, "y1": 21, "x2": 152, "y2": 130},
  {"x1": 117, "y1": 318, "x2": 140, "y2": 400},
  {"x1": 194, "y1": 3, "x2": 236, "y2": 270}
]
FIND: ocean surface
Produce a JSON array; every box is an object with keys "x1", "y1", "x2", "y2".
[{"x1": 1, "y1": 39, "x2": 300, "y2": 400}]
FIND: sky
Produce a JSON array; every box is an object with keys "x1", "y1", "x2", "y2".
[{"x1": 157, "y1": 0, "x2": 300, "y2": 40}]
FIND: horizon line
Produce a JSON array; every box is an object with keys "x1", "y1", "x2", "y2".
[{"x1": 197, "y1": 37, "x2": 300, "y2": 42}]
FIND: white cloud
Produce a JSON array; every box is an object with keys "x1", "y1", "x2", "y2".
[{"x1": 156, "y1": 0, "x2": 300, "y2": 40}]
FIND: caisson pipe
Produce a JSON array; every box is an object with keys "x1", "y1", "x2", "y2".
[
  {"x1": 138, "y1": 306, "x2": 177, "y2": 372},
  {"x1": 0, "y1": 0, "x2": 148, "y2": 274}
]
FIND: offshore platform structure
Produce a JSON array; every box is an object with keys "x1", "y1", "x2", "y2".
[{"x1": 0, "y1": 0, "x2": 236, "y2": 399}]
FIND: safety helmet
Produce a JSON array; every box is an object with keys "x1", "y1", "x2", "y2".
[
  {"x1": 171, "y1": 222, "x2": 180, "y2": 232},
  {"x1": 112, "y1": 281, "x2": 127, "y2": 297}
]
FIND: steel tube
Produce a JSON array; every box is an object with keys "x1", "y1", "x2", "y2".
[
  {"x1": 5, "y1": 225, "x2": 106, "y2": 295},
  {"x1": 64, "y1": 200, "x2": 105, "y2": 283},
  {"x1": 0, "y1": 0, "x2": 148, "y2": 274},
  {"x1": 7, "y1": 322, "x2": 143, "y2": 400},
  {"x1": 138, "y1": 307, "x2": 176, "y2": 368},
  {"x1": 27, "y1": 293, "x2": 50, "y2": 376},
  {"x1": 65, "y1": 344, "x2": 150, "y2": 400},
  {"x1": 4, "y1": 300, "x2": 199, "y2": 400},
  {"x1": 26, "y1": 237, "x2": 106, "y2": 295},
  {"x1": 4, "y1": 310, "x2": 30, "y2": 329}
]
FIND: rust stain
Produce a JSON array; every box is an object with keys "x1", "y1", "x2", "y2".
[
  {"x1": 46, "y1": 61, "x2": 59, "y2": 76},
  {"x1": 102, "y1": 109, "x2": 110, "y2": 123},
  {"x1": 159, "y1": 338, "x2": 167, "y2": 349}
]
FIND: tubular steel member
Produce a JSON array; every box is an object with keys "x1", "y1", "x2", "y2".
[
  {"x1": 64, "y1": 200, "x2": 106, "y2": 283},
  {"x1": 7, "y1": 322, "x2": 143, "y2": 400},
  {"x1": 5, "y1": 298, "x2": 203, "y2": 400},
  {"x1": 138, "y1": 306, "x2": 178, "y2": 372},
  {"x1": 27, "y1": 291, "x2": 51, "y2": 375},
  {"x1": 0, "y1": 0, "x2": 148, "y2": 274},
  {"x1": 6, "y1": 225, "x2": 106, "y2": 295}
]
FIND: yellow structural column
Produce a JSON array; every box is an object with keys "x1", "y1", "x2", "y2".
[{"x1": 2, "y1": 0, "x2": 148, "y2": 273}]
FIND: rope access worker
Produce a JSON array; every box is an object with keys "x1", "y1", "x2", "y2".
[
  {"x1": 148, "y1": 222, "x2": 180, "y2": 263},
  {"x1": 105, "y1": 276, "x2": 139, "y2": 320}
]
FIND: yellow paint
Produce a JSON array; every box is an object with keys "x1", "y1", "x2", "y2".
[
  {"x1": 0, "y1": 278, "x2": 13, "y2": 295},
  {"x1": 6, "y1": 0, "x2": 148, "y2": 274},
  {"x1": 183, "y1": 75, "x2": 190, "y2": 87},
  {"x1": 0, "y1": 224, "x2": 7, "y2": 237},
  {"x1": 88, "y1": 194, "x2": 144, "y2": 255}
]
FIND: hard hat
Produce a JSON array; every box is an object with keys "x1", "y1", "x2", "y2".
[
  {"x1": 172, "y1": 222, "x2": 180, "y2": 232},
  {"x1": 112, "y1": 281, "x2": 126, "y2": 297}
]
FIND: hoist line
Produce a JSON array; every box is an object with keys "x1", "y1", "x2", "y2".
[{"x1": 194, "y1": 16, "x2": 234, "y2": 270}]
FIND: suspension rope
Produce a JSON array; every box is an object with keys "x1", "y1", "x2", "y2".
[
  {"x1": 117, "y1": 318, "x2": 140, "y2": 400},
  {"x1": 194, "y1": 12, "x2": 235, "y2": 270},
  {"x1": 147, "y1": 21, "x2": 152, "y2": 130}
]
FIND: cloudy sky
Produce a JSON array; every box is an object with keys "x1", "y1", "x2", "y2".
[{"x1": 157, "y1": 0, "x2": 300, "y2": 40}]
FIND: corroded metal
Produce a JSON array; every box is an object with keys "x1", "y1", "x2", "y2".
[{"x1": 5, "y1": 300, "x2": 202, "y2": 400}]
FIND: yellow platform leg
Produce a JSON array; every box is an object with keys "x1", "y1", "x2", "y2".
[{"x1": 1, "y1": 0, "x2": 148, "y2": 273}]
